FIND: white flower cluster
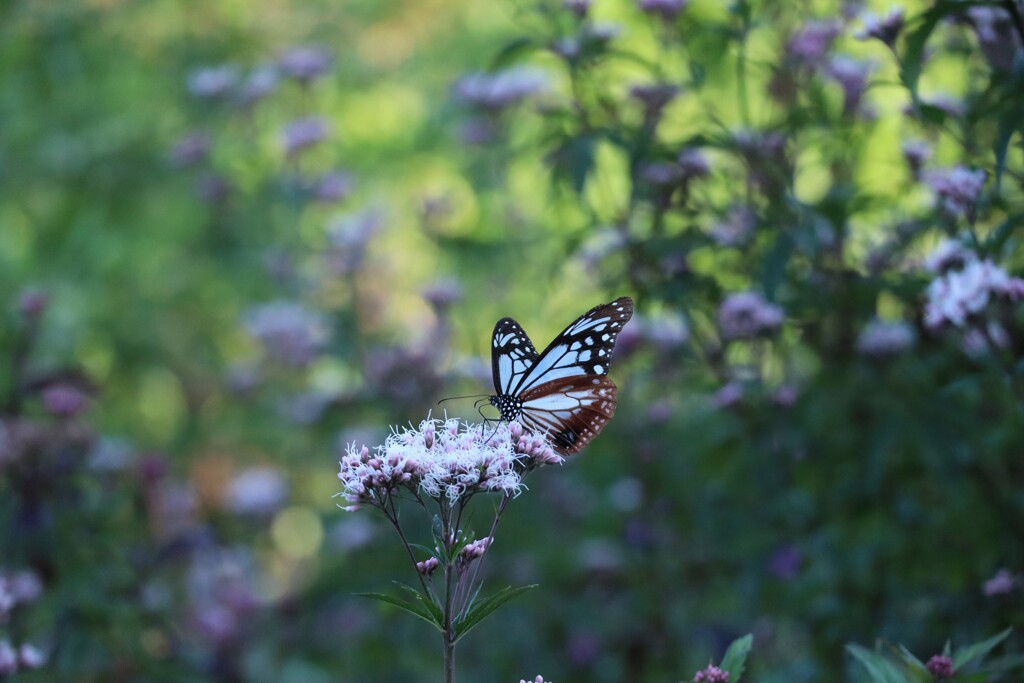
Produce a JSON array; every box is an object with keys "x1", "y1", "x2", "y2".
[
  {"x1": 337, "y1": 419, "x2": 561, "y2": 510},
  {"x1": 924, "y1": 257, "x2": 1024, "y2": 329}
]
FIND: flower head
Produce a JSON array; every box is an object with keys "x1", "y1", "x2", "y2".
[
  {"x1": 787, "y1": 20, "x2": 842, "y2": 63},
  {"x1": 856, "y1": 320, "x2": 916, "y2": 358},
  {"x1": 983, "y1": 568, "x2": 1016, "y2": 596},
  {"x1": 856, "y1": 7, "x2": 905, "y2": 47},
  {"x1": 243, "y1": 300, "x2": 330, "y2": 367},
  {"x1": 694, "y1": 663, "x2": 730, "y2": 683},
  {"x1": 281, "y1": 116, "x2": 331, "y2": 156},
  {"x1": 18, "y1": 643, "x2": 45, "y2": 670},
  {"x1": 926, "y1": 655, "x2": 954, "y2": 679},
  {"x1": 637, "y1": 0, "x2": 688, "y2": 21},
  {"x1": 826, "y1": 56, "x2": 874, "y2": 115},
  {"x1": 455, "y1": 67, "x2": 550, "y2": 110},
  {"x1": 925, "y1": 166, "x2": 986, "y2": 220},
  {"x1": 279, "y1": 45, "x2": 333, "y2": 83},
  {"x1": 0, "y1": 640, "x2": 17, "y2": 675},
  {"x1": 224, "y1": 467, "x2": 289, "y2": 516},
  {"x1": 924, "y1": 259, "x2": 1024, "y2": 329},
  {"x1": 718, "y1": 292, "x2": 784, "y2": 340},
  {"x1": 336, "y1": 419, "x2": 562, "y2": 510},
  {"x1": 169, "y1": 131, "x2": 211, "y2": 168},
  {"x1": 238, "y1": 65, "x2": 279, "y2": 105},
  {"x1": 187, "y1": 64, "x2": 238, "y2": 99},
  {"x1": 924, "y1": 239, "x2": 974, "y2": 274}
]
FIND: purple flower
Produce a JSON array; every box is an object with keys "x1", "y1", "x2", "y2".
[
  {"x1": 324, "y1": 208, "x2": 382, "y2": 276},
  {"x1": 826, "y1": 56, "x2": 874, "y2": 115},
  {"x1": 416, "y1": 556, "x2": 440, "y2": 576},
  {"x1": 983, "y1": 568, "x2": 1016, "y2": 596},
  {"x1": 4, "y1": 570, "x2": 42, "y2": 605},
  {"x1": 458, "y1": 536, "x2": 493, "y2": 564},
  {"x1": 281, "y1": 116, "x2": 331, "y2": 156},
  {"x1": 856, "y1": 7, "x2": 905, "y2": 47},
  {"x1": 641, "y1": 161, "x2": 683, "y2": 187},
  {"x1": 712, "y1": 381, "x2": 744, "y2": 409},
  {"x1": 926, "y1": 655, "x2": 955, "y2": 679},
  {"x1": 520, "y1": 677, "x2": 550, "y2": 683},
  {"x1": 924, "y1": 259, "x2": 1024, "y2": 329},
  {"x1": 224, "y1": 467, "x2": 289, "y2": 516},
  {"x1": 694, "y1": 663, "x2": 730, "y2": 683},
  {"x1": 637, "y1": 0, "x2": 688, "y2": 21},
  {"x1": 856, "y1": 320, "x2": 916, "y2": 358},
  {"x1": 717, "y1": 292, "x2": 784, "y2": 340},
  {"x1": 923, "y1": 239, "x2": 973, "y2": 274},
  {"x1": 279, "y1": 45, "x2": 333, "y2": 83},
  {"x1": 243, "y1": 300, "x2": 329, "y2": 367},
  {"x1": 238, "y1": 65, "x2": 279, "y2": 105},
  {"x1": 455, "y1": 67, "x2": 550, "y2": 110},
  {"x1": 0, "y1": 640, "x2": 17, "y2": 675},
  {"x1": 901, "y1": 139, "x2": 932, "y2": 177},
  {"x1": 925, "y1": 166, "x2": 986, "y2": 220},
  {"x1": 644, "y1": 313, "x2": 690, "y2": 351},
  {"x1": 422, "y1": 278, "x2": 464, "y2": 311},
  {"x1": 186, "y1": 65, "x2": 238, "y2": 99},
  {"x1": 711, "y1": 205, "x2": 757, "y2": 247},
  {"x1": 769, "y1": 544, "x2": 802, "y2": 580},
  {"x1": 678, "y1": 148, "x2": 711, "y2": 179},
  {"x1": 311, "y1": 170, "x2": 354, "y2": 203},
  {"x1": 169, "y1": 131, "x2": 211, "y2": 169},
  {"x1": 195, "y1": 174, "x2": 231, "y2": 204},
  {"x1": 787, "y1": 20, "x2": 842, "y2": 63},
  {"x1": 564, "y1": 0, "x2": 591, "y2": 16},
  {"x1": 17, "y1": 288, "x2": 48, "y2": 319},
  {"x1": 41, "y1": 384, "x2": 89, "y2": 418},
  {"x1": 963, "y1": 7, "x2": 1021, "y2": 71},
  {"x1": 629, "y1": 82, "x2": 680, "y2": 119},
  {"x1": 18, "y1": 644, "x2": 45, "y2": 670}
]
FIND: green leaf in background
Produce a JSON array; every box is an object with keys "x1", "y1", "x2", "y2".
[
  {"x1": 719, "y1": 634, "x2": 753, "y2": 682},
  {"x1": 846, "y1": 644, "x2": 910, "y2": 683},
  {"x1": 355, "y1": 591, "x2": 444, "y2": 632},
  {"x1": 953, "y1": 627, "x2": 1013, "y2": 670}
]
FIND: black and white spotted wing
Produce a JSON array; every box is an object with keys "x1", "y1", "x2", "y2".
[{"x1": 488, "y1": 297, "x2": 634, "y2": 455}]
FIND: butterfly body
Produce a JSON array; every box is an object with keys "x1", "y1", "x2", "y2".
[{"x1": 489, "y1": 297, "x2": 633, "y2": 455}]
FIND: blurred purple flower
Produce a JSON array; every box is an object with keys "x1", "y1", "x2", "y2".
[
  {"x1": 311, "y1": 170, "x2": 355, "y2": 203},
  {"x1": 712, "y1": 381, "x2": 744, "y2": 409},
  {"x1": 923, "y1": 238, "x2": 973, "y2": 274},
  {"x1": 826, "y1": 56, "x2": 874, "y2": 115},
  {"x1": 787, "y1": 20, "x2": 842, "y2": 63},
  {"x1": 629, "y1": 82, "x2": 680, "y2": 119},
  {"x1": 0, "y1": 641, "x2": 16, "y2": 675},
  {"x1": 926, "y1": 655, "x2": 955, "y2": 679},
  {"x1": 855, "y1": 7, "x2": 905, "y2": 47},
  {"x1": 137, "y1": 452, "x2": 169, "y2": 486},
  {"x1": 455, "y1": 66, "x2": 550, "y2": 110},
  {"x1": 963, "y1": 321, "x2": 1010, "y2": 358},
  {"x1": 678, "y1": 147, "x2": 711, "y2": 179},
  {"x1": 694, "y1": 664, "x2": 730, "y2": 683},
  {"x1": 279, "y1": 45, "x2": 333, "y2": 83},
  {"x1": 567, "y1": 630, "x2": 602, "y2": 666},
  {"x1": 324, "y1": 208, "x2": 383, "y2": 276},
  {"x1": 608, "y1": 477, "x2": 644, "y2": 512},
  {"x1": 641, "y1": 161, "x2": 683, "y2": 187},
  {"x1": 564, "y1": 0, "x2": 591, "y2": 16},
  {"x1": 521, "y1": 677, "x2": 550, "y2": 683},
  {"x1": 856, "y1": 320, "x2": 916, "y2": 358},
  {"x1": 243, "y1": 300, "x2": 330, "y2": 367},
  {"x1": 4, "y1": 570, "x2": 42, "y2": 605},
  {"x1": 644, "y1": 313, "x2": 690, "y2": 352},
  {"x1": 281, "y1": 116, "x2": 331, "y2": 156},
  {"x1": 17, "y1": 288, "x2": 48, "y2": 319},
  {"x1": 711, "y1": 205, "x2": 757, "y2": 247},
  {"x1": 924, "y1": 259, "x2": 1024, "y2": 329},
  {"x1": 238, "y1": 65, "x2": 279, "y2": 105},
  {"x1": 983, "y1": 568, "x2": 1016, "y2": 596},
  {"x1": 169, "y1": 131, "x2": 211, "y2": 169},
  {"x1": 18, "y1": 643, "x2": 45, "y2": 670},
  {"x1": 913, "y1": 94, "x2": 965, "y2": 119},
  {"x1": 279, "y1": 390, "x2": 336, "y2": 425},
  {"x1": 187, "y1": 65, "x2": 238, "y2": 99},
  {"x1": 717, "y1": 292, "x2": 784, "y2": 340},
  {"x1": 457, "y1": 117, "x2": 498, "y2": 145},
  {"x1": 41, "y1": 384, "x2": 89, "y2": 418},
  {"x1": 422, "y1": 277, "x2": 464, "y2": 311},
  {"x1": 329, "y1": 517, "x2": 376, "y2": 551},
  {"x1": 925, "y1": 165, "x2": 986, "y2": 220},
  {"x1": 226, "y1": 362, "x2": 261, "y2": 395},
  {"x1": 963, "y1": 7, "x2": 1021, "y2": 70},
  {"x1": 769, "y1": 544, "x2": 802, "y2": 580},
  {"x1": 773, "y1": 384, "x2": 799, "y2": 407},
  {"x1": 192, "y1": 604, "x2": 238, "y2": 645},
  {"x1": 637, "y1": 0, "x2": 688, "y2": 21},
  {"x1": 901, "y1": 139, "x2": 932, "y2": 178},
  {"x1": 224, "y1": 467, "x2": 289, "y2": 516},
  {"x1": 416, "y1": 556, "x2": 440, "y2": 576}
]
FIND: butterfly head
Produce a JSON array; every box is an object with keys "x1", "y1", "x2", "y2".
[{"x1": 489, "y1": 394, "x2": 523, "y2": 422}]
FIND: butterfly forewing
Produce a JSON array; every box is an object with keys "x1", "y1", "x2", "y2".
[
  {"x1": 516, "y1": 297, "x2": 633, "y2": 395},
  {"x1": 491, "y1": 317, "x2": 540, "y2": 396},
  {"x1": 519, "y1": 375, "x2": 618, "y2": 455}
]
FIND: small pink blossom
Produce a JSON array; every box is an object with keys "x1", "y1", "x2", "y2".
[
  {"x1": 926, "y1": 655, "x2": 954, "y2": 679},
  {"x1": 694, "y1": 663, "x2": 730, "y2": 683},
  {"x1": 983, "y1": 568, "x2": 1016, "y2": 596},
  {"x1": 787, "y1": 20, "x2": 842, "y2": 63},
  {"x1": 416, "y1": 557, "x2": 440, "y2": 576},
  {"x1": 925, "y1": 166, "x2": 986, "y2": 220}
]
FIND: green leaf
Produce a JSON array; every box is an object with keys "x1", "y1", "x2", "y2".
[
  {"x1": 488, "y1": 37, "x2": 538, "y2": 69},
  {"x1": 953, "y1": 627, "x2": 1012, "y2": 670},
  {"x1": 393, "y1": 581, "x2": 444, "y2": 622},
  {"x1": 846, "y1": 644, "x2": 909, "y2": 683},
  {"x1": 720, "y1": 634, "x2": 753, "y2": 682},
  {"x1": 900, "y1": 2, "x2": 971, "y2": 101},
  {"x1": 355, "y1": 592, "x2": 444, "y2": 632},
  {"x1": 453, "y1": 584, "x2": 537, "y2": 643}
]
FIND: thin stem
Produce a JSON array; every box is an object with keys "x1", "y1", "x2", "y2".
[
  {"x1": 1003, "y1": 0, "x2": 1024, "y2": 47},
  {"x1": 383, "y1": 495, "x2": 432, "y2": 596},
  {"x1": 455, "y1": 493, "x2": 512, "y2": 619},
  {"x1": 735, "y1": 1, "x2": 751, "y2": 126},
  {"x1": 441, "y1": 500, "x2": 457, "y2": 683}
]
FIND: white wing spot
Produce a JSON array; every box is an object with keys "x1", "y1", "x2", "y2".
[{"x1": 594, "y1": 364, "x2": 604, "y2": 373}]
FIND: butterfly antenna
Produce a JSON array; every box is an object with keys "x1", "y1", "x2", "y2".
[{"x1": 438, "y1": 393, "x2": 490, "y2": 405}]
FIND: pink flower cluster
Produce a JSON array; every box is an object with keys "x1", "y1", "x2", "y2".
[
  {"x1": 925, "y1": 166, "x2": 986, "y2": 220},
  {"x1": 924, "y1": 257, "x2": 1024, "y2": 329},
  {"x1": 693, "y1": 663, "x2": 730, "y2": 683},
  {"x1": 337, "y1": 418, "x2": 562, "y2": 510},
  {"x1": 718, "y1": 292, "x2": 784, "y2": 340}
]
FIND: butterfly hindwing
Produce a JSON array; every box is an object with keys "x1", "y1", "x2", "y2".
[
  {"x1": 519, "y1": 375, "x2": 618, "y2": 455},
  {"x1": 516, "y1": 297, "x2": 634, "y2": 394},
  {"x1": 491, "y1": 317, "x2": 539, "y2": 397}
]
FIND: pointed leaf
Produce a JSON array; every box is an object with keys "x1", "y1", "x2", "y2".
[
  {"x1": 953, "y1": 627, "x2": 1012, "y2": 670},
  {"x1": 393, "y1": 581, "x2": 444, "y2": 621},
  {"x1": 846, "y1": 644, "x2": 909, "y2": 683},
  {"x1": 900, "y1": 2, "x2": 968, "y2": 101},
  {"x1": 355, "y1": 592, "x2": 444, "y2": 632},
  {"x1": 453, "y1": 584, "x2": 537, "y2": 642},
  {"x1": 720, "y1": 634, "x2": 753, "y2": 682}
]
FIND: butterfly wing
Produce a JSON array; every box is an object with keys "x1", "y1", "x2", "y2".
[
  {"x1": 514, "y1": 296, "x2": 633, "y2": 395},
  {"x1": 519, "y1": 375, "x2": 618, "y2": 455},
  {"x1": 491, "y1": 317, "x2": 540, "y2": 397}
]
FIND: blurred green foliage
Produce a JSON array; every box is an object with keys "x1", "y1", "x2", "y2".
[{"x1": 2, "y1": 0, "x2": 1024, "y2": 681}]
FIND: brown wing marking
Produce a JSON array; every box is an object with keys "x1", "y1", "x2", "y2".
[{"x1": 518, "y1": 375, "x2": 618, "y2": 455}]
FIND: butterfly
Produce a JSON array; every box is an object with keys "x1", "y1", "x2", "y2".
[{"x1": 488, "y1": 297, "x2": 633, "y2": 455}]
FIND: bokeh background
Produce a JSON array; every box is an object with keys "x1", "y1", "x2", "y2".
[{"x1": 2, "y1": 0, "x2": 1023, "y2": 681}]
